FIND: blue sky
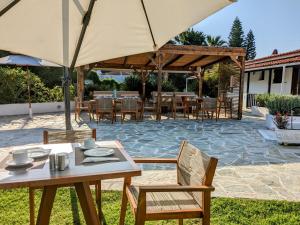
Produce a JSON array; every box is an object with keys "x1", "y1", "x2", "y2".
[{"x1": 193, "y1": 0, "x2": 300, "y2": 58}]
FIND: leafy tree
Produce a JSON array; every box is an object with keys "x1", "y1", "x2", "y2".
[
  {"x1": 228, "y1": 17, "x2": 245, "y2": 47},
  {"x1": 86, "y1": 70, "x2": 101, "y2": 85},
  {"x1": 175, "y1": 28, "x2": 207, "y2": 46},
  {"x1": 206, "y1": 35, "x2": 226, "y2": 47},
  {"x1": 0, "y1": 67, "x2": 73, "y2": 103},
  {"x1": 30, "y1": 67, "x2": 64, "y2": 88},
  {"x1": 245, "y1": 30, "x2": 256, "y2": 60}
]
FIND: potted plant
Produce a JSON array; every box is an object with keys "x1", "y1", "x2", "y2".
[
  {"x1": 273, "y1": 112, "x2": 289, "y2": 129},
  {"x1": 262, "y1": 94, "x2": 300, "y2": 130},
  {"x1": 274, "y1": 112, "x2": 300, "y2": 145}
]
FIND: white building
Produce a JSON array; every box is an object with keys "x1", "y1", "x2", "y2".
[{"x1": 244, "y1": 49, "x2": 300, "y2": 107}]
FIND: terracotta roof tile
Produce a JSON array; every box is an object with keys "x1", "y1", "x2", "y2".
[{"x1": 245, "y1": 49, "x2": 300, "y2": 70}]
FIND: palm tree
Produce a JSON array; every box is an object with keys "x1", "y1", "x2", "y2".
[
  {"x1": 175, "y1": 28, "x2": 207, "y2": 46},
  {"x1": 205, "y1": 35, "x2": 226, "y2": 47}
]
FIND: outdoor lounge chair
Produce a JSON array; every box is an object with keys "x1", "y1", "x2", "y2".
[
  {"x1": 29, "y1": 129, "x2": 97, "y2": 225},
  {"x1": 120, "y1": 98, "x2": 140, "y2": 123},
  {"x1": 95, "y1": 98, "x2": 115, "y2": 124},
  {"x1": 119, "y1": 140, "x2": 218, "y2": 225}
]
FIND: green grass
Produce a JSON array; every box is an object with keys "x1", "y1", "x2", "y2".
[{"x1": 0, "y1": 188, "x2": 299, "y2": 225}]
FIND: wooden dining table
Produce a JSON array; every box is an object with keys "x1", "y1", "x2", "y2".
[{"x1": 0, "y1": 141, "x2": 141, "y2": 225}]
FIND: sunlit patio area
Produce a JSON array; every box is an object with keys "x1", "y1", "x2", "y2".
[{"x1": 1, "y1": 112, "x2": 299, "y2": 202}]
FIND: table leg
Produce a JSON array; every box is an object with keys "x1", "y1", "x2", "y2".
[
  {"x1": 36, "y1": 185, "x2": 58, "y2": 225},
  {"x1": 75, "y1": 182, "x2": 101, "y2": 225}
]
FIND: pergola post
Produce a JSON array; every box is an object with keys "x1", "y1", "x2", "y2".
[
  {"x1": 238, "y1": 56, "x2": 245, "y2": 120},
  {"x1": 197, "y1": 67, "x2": 204, "y2": 97},
  {"x1": 76, "y1": 66, "x2": 85, "y2": 102},
  {"x1": 156, "y1": 53, "x2": 163, "y2": 121}
]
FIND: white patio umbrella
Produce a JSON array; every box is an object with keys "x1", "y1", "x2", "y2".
[
  {"x1": 0, "y1": 0, "x2": 235, "y2": 129},
  {"x1": 0, "y1": 55, "x2": 61, "y2": 118}
]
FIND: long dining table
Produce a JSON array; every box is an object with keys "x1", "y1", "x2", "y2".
[{"x1": 0, "y1": 140, "x2": 141, "y2": 225}]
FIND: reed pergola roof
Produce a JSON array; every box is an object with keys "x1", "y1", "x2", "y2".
[{"x1": 92, "y1": 44, "x2": 246, "y2": 72}]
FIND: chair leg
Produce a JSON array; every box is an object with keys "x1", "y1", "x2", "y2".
[
  {"x1": 178, "y1": 219, "x2": 183, "y2": 225},
  {"x1": 29, "y1": 188, "x2": 35, "y2": 225}
]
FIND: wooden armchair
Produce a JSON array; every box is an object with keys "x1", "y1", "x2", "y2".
[
  {"x1": 120, "y1": 141, "x2": 218, "y2": 225},
  {"x1": 74, "y1": 97, "x2": 91, "y2": 121},
  {"x1": 120, "y1": 98, "x2": 139, "y2": 123},
  {"x1": 217, "y1": 93, "x2": 233, "y2": 119},
  {"x1": 95, "y1": 98, "x2": 115, "y2": 124},
  {"x1": 29, "y1": 129, "x2": 97, "y2": 225},
  {"x1": 200, "y1": 98, "x2": 218, "y2": 121},
  {"x1": 172, "y1": 95, "x2": 189, "y2": 119}
]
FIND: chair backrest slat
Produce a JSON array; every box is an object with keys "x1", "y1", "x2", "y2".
[
  {"x1": 96, "y1": 98, "x2": 113, "y2": 112},
  {"x1": 177, "y1": 141, "x2": 218, "y2": 206},
  {"x1": 43, "y1": 129, "x2": 96, "y2": 144},
  {"x1": 121, "y1": 98, "x2": 138, "y2": 111}
]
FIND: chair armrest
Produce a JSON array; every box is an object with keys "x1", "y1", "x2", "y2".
[
  {"x1": 133, "y1": 158, "x2": 177, "y2": 164},
  {"x1": 138, "y1": 185, "x2": 215, "y2": 193}
]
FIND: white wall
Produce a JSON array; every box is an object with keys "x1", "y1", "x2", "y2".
[
  {"x1": 244, "y1": 67, "x2": 293, "y2": 95},
  {"x1": 0, "y1": 102, "x2": 75, "y2": 116},
  {"x1": 270, "y1": 67, "x2": 292, "y2": 94}
]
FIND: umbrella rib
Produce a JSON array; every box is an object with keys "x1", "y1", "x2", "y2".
[
  {"x1": 0, "y1": 0, "x2": 21, "y2": 17},
  {"x1": 70, "y1": 0, "x2": 97, "y2": 69},
  {"x1": 140, "y1": 0, "x2": 157, "y2": 49}
]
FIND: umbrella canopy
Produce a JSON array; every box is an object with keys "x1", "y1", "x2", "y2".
[
  {"x1": 0, "y1": 0, "x2": 235, "y2": 129},
  {"x1": 0, "y1": 55, "x2": 61, "y2": 67},
  {"x1": 0, "y1": 0, "x2": 234, "y2": 68}
]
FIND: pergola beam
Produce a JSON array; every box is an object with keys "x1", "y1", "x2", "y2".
[
  {"x1": 123, "y1": 56, "x2": 128, "y2": 66},
  {"x1": 183, "y1": 55, "x2": 208, "y2": 68},
  {"x1": 160, "y1": 45, "x2": 245, "y2": 57},
  {"x1": 162, "y1": 54, "x2": 184, "y2": 68}
]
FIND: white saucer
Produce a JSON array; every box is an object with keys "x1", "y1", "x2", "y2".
[
  {"x1": 84, "y1": 148, "x2": 115, "y2": 157},
  {"x1": 6, "y1": 158, "x2": 34, "y2": 167},
  {"x1": 27, "y1": 148, "x2": 51, "y2": 159},
  {"x1": 79, "y1": 144, "x2": 99, "y2": 150}
]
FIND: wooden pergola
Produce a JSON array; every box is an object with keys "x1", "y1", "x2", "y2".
[{"x1": 76, "y1": 44, "x2": 246, "y2": 119}]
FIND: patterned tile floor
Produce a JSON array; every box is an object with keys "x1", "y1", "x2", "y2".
[{"x1": 0, "y1": 112, "x2": 299, "y2": 201}]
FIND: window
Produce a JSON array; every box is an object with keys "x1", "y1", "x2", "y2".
[
  {"x1": 273, "y1": 68, "x2": 283, "y2": 83},
  {"x1": 259, "y1": 70, "x2": 265, "y2": 80}
]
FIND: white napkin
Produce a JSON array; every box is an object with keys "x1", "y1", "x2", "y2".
[{"x1": 82, "y1": 157, "x2": 120, "y2": 163}]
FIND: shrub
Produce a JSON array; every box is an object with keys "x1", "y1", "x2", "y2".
[
  {"x1": 259, "y1": 94, "x2": 300, "y2": 115},
  {"x1": 256, "y1": 93, "x2": 270, "y2": 107},
  {"x1": 0, "y1": 67, "x2": 74, "y2": 104}
]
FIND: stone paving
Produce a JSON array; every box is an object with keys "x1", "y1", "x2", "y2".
[{"x1": 0, "y1": 112, "x2": 299, "y2": 201}]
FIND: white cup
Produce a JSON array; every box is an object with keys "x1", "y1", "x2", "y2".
[
  {"x1": 84, "y1": 138, "x2": 95, "y2": 148},
  {"x1": 12, "y1": 150, "x2": 28, "y2": 164}
]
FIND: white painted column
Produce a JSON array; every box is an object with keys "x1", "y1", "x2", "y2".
[{"x1": 280, "y1": 65, "x2": 286, "y2": 94}]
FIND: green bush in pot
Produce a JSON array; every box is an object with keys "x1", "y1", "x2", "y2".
[{"x1": 258, "y1": 94, "x2": 300, "y2": 115}]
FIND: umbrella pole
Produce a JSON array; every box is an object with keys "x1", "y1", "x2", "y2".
[
  {"x1": 27, "y1": 66, "x2": 33, "y2": 119},
  {"x1": 63, "y1": 67, "x2": 72, "y2": 130}
]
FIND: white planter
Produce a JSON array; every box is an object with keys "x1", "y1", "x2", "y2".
[
  {"x1": 266, "y1": 114, "x2": 276, "y2": 130},
  {"x1": 0, "y1": 102, "x2": 75, "y2": 116},
  {"x1": 275, "y1": 128, "x2": 300, "y2": 145},
  {"x1": 251, "y1": 106, "x2": 268, "y2": 117}
]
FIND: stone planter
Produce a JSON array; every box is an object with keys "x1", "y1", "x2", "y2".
[
  {"x1": 275, "y1": 128, "x2": 300, "y2": 145},
  {"x1": 266, "y1": 114, "x2": 276, "y2": 130},
  {"x1": 251, "y1": 106, "x2": 268, "y2": 117}
]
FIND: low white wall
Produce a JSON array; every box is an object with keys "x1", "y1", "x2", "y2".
[{"x1": 0, "y1": 102, "x2": 75, "y2": 116}]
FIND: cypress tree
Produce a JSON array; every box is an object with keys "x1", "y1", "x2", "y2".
[
  {"x1": 245, "y1": 30, "x2": 256, "y2": 60},
  {"x1": 228, "y1": 17, "x2": 244, "y2": 47}
]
